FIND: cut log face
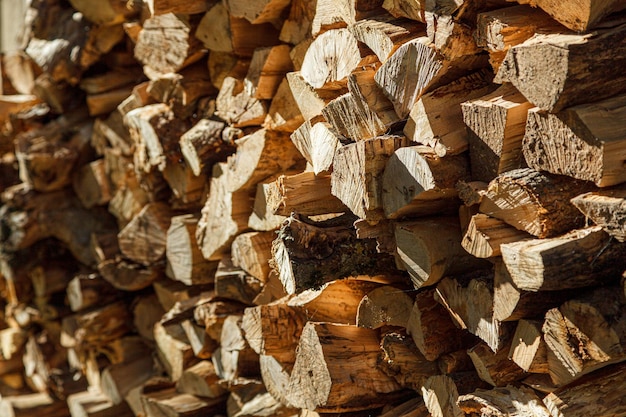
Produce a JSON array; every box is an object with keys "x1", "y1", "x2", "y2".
[
  {"x1": 467, "y1": 337, "x2": 528, "y2": 387},
  {"x1": 457, "y1": 385, "x2": 551, "y2": 417},
  {"x1": 542, "y1": 287, "x2": 626, "y2": 386},
  {"x1": 331, "y1": 135, "x2": 409, "y2": 221},
  {"x1": 231, "y1": 231, "x2": 275, "y2": 282},
  {"x1": 286, "y1": 322, "x2": 402, "y2": 412},
  {"x1": 500, "y1": 226, "x2": 626, "y2": 292},
  {"x1": 381, "y1": 146, "x2": 469, "y2": 219},
  {"x1": 479, "y1": 168, "x2": 594, "y2": 238},
  {"x1": 118, "y1": 202, "x2": 173, "y2": 267},
  {"x1": 523, "y1": 94, "x2": 626, "y2": 187},
  {"x1": 290, "y1": 118, "x2": 342, "y2": 175},
  {"x1": 356, "y1": 285, "x2": 414, "y2": 329},
  {"x1": 461, "y1": 213, "x2": 532, "y2": 259},
  {"x1": 226, "y1": 0, "x2": 291, "y2": 24},
  {"x1": 394, "y1": 218, "x2": 489, "y2": 289},
  {"x1": 571, "y1": 188, "x2": 626, "y2": 242},
  {"x1": 311, "y1": 0, "x2": 386, "y2": 36},
  {"x1": 421, "y1": 374, "x2": 464, "y2": 417},
  {"x1": 382, "y1": 0, "x2": 425, "y2": 21},
  {"x1": 529, "y1": 0, "x2": 626, "y2": 32},
  {"x1": 495, "y1": 24, "x2": 626, "y2": 112},
  {"x1": 508, "y1": 319, "x2": 549, "y2": 374}
]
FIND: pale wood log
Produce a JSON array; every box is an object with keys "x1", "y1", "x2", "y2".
[
  {"x1": 72, "y1": 159, "x2": 114, "y2": 209},
  {"x1": 300, "y1": 29, "x2": 362, "y2": 89},
  {"x1": 394, "y1": 218, "x2": 489, "y2": 289},
  {"x1": 248, "y1": 180, "x2": 289, "y2": 231},
  {"x1": 134, "y1": 13, "x2": 205, "y2": 78},
  {"x1": 101, "y1": 355, "x2": 155, "y2": 405},
  {"x1": 382, "y1": 146, "x2": 469, "y2": 219},
  {"x1": 132, "y1": 293, "x2": 165, "y2": 342},
  {"x1": 404, "y1": 69, "x2": 494, "y2": 156},
  {"x1": 331, "y1": 135, "x2": 409, "y2": 221},
  {"x1": 421, "y1": 374, "x2": 463, "y2": 417},
  {"x1": 196, "y1": 3, "x2": 234, "y2": 53},
  {"x1": 543, "y1": 362, "x2": 626, "y2": 417},
  {"x1": 153, "y1": 322, "x2": 198, "y2": 382},
  {"x1": 258, "y1": 355, "x2": 294, "y2": 408},
  {"x1": 457, "y1": 385, "x2": 551, "y2": 417},
  {"x1": 354, "y1": 217, "x2": 396, "y2": 254},
  {"x1": 280, "y1": 0, "x2": 316, "y2": 44},
  {"x1": 311, "y1": 0, "x2": 386, "y2": 35},
  {"x1": 462, "y1": 83, "x2": 532, "y2": 181},
  {"x1": 92, "y1": 112, "x2": 133, "y2": 156},
  {"x1": 67, "y1": 390, "x2": 134, "y2": 417},
  {"x1": 528, "y1": 0, "x2": 626, "y2": 32},
  {"x1": 176, "y1": 360, "x2": 226, "y2": 398},
  {"x1": 375, "y1": 36, "x2": 487, "y2": 118},
  {"x1": 244, "y1": 45, "x2": 293, "y2": 100},
  {"x1": 379, "y1": 330, "x2": 439, "y2": 391},
  {"x1": 1, "y1": 52, "x2": 39, "y2": 95},
  {"x1": 286, "y1": 322, "x2": 402, "y2": 412},
  {"x1": 356, "y1": 285, "x2": 414, "y2": 329},
  {"x1": 194, "y1": 298, "x2": 247, "y2": 343},
  {"x1": 215, "y1": 258, "x2": 263, "y2": 305},
  {"x1": 2, "y1": 393, "x2": 71, "y2": 417},
  {"x1": 179, "y1": 319, "x2": 213, "y2": 359},
  {"x1": 231, "y1": 231, "x2": 275, "y2": 282},
  {"x1": 215, "y1": 76, "x2": 267, "y2": 127},
  {"x1": 179, "y1": 119, "x2": 233, "y2": 177},
  {"x1": 322, "y1": 91, "x2": 391, "y2": 142},
  {"x1": 116, "y1": 81, "x2": 155, "y2": 117},
  {"x1": 166, "y1": 214, "x2": 219, "y2": 285},
  {"x1": 542, "y1": 286, "x2": 626, "y2": 386},
  {"x1": 406, "y1": 288, "x2": 475, "y2": 361},
  {"x1": 524, "y1": 95, "x2": 626, "y2": 187},
  {"x1": 479, "y1": 168, "x2": 594, "y2": 238},
  {"x1": 84, "y1": 86, "x2": 138, "y2": 117},
  {"x1": 145, "y1": 0, "x2": 212, "y2": 17},
  {"x1": 66, "y1": 273, "x2": 121, "y2": 313},
  {"x1": 571, "y1": 188, "x2": 626, "y2": 241},
  {"x1": 476, "y1": 5, "x2": 568, "y2": 72},
  {"x1": 214, "y1": 315, "x2": 260, "y2": 381},
  {"x1": 266, "y1": 171, "x2": 348, "y2": 216},
  {"x1": 426, "y1": 12, "x2": 481, "y2": 62},
  {"x1": 467, "y1": 338, "x2": 528, "y2": 387},
  {"x1": 207, "y1": 51, "x2": 244, "y2": 90},
  {"x1": 142, "y1": 386, "x2": 226, "y2": 417},
  {"x1": 153, "y1": 278, "x2": 213, "y2": 312},
  {"x1": 461, "y1": 213, "x2": 531, "y2": 258},
  {"x1": 492, "y1": 260, "x2": 580, "y2": 322},
  {"x1": 500, "y1": 226, "x2": 626, "y2": 292},
  {"x1": 286, "y1": 72, "x2": 344, "y2": 120},
  {"x1": 495, "y1": 23, "x2": 626, "y2": 112},
  {"x1": 226, "y1": 0, "x2": 290, "y2": 24},
  {"x1": 271, "y1": 214, "x2": 399, "y2": 294},
  {"x1": 382, "y1": 0, "x2": 425, "y2": 21},
  {"x1": 350, "y1": 16, "x2": 425, "y2": 62},
  {"x1": 264, "y1": 77, "x2": 305, "y2": 133},
  {"x1": 508, "y1": 319, "x2": 549, "y2": 374},
  {"x1": 290, "y1": 117, "x2": 342, "y2": 174},
  {"x1": 0, "y1": 328, "x2": 27, "y2": 361}
]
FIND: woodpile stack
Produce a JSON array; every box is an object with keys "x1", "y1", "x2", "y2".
[{"x1": 1, "y1": 0, "x2": 626, "y2": 416}]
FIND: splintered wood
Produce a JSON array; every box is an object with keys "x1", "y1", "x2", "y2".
[{"x1": 1, "y1": 0, "x2": 626, "y2": 416}]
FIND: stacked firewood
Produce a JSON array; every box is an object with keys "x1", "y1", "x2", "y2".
[{"x1": 1, "y1": 0, "x2": 626, "y2": 416}]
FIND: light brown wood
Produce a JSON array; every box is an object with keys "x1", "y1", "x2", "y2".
[
  {"x1": 142, "y1": 386, "x2": 226, "y2": 417},
  {"x1": 280, "y1": 0, "x2": 316, "y2": 44},
  {"x1": 231, "y1": 231, "x2": 275, "y2": 282},
  {"x1": 310, "y1": 0, "x2": 386, "y2": 36},
  {"x1": 66, "y1": 273, "x2": 121, "y2": 313},
  {"x1": 508, "y1": 319, "x2": 549, "y2": 374},
  {"x1": 457, "y1": 385, "x2": 551, "y2": 417},
  {"x1": 245, "y1": 45, "x2": 293, "y2": 100},
  {"x1": 67, "y1": 390, "x2": 134, "y2": 417},
  {"x1": 528, "y1": 0, "x2": 626, "y2": 31},
  {"x1": 146, "y1": 0, "x2": 211, "y2": 16},
  {"x1": 467, "y1": 337, "x2": 528, "y2": 387},
  {"x1": 356, "y1": 285, "x2": 414, "y2": 329},
  {"x1": 350, "y1": 16, "x2": 424, "y2": 62},
  {"x1": 176, "y1": 360, "x2": 225, "y2": 399},
  {"x1": 214, "y1": 315, "x2": 260, "y2": 381},
  {"x1": 571, "y1": 188, "x2": 626, "y2": 242},
  {"x1": 153, "y1": 321, "x2": 198, "y2": 382},
  {"x1": 461, "y1": 213, "x2": 532, "y2": 258},
  {"x1": 289, "y1": 118, "x2": 342, "y2": 174},
  {"x1": 101, "y1": 355, "x2": 155, "y2": 405},
  {"x1": 215, "y1": 76, "x2": 267, "y2": 127},
  {"x1": 421, "y1": 374, "x2": 464, "y2": 417},
  {"x1": 382, "y1": 0, "x2": 425, "y2": 21}
]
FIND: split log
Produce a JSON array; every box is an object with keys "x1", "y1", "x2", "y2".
[
  {"x1": 421, "y1": 374, "x2": 464, "y2": 417},
  {"x1": 356, "y1": 285, "x2": 414, "y2": 329},
  {"x1": 214, "y1": 315, "x2": 260, "y2": 381},
  {"x1": 379, "y1": 398, "x2": 430, "y2": 417},
  {"x1": 300, "y1": 29, "x2": 362, "y2": 89},
  {"x1": 132, "y1": 293, "x2": 165, "y2": 342},
  {"x1": 214, "y1": 258, "x2": 263, "y2": 305},
  {"x1": 310, "y1": 0, "x2": 386, "y2": 36},
  {"x1": 543, "y1": 362, "x2": 626, "y2": 417},
  {"x1": 394, "y1": 218, "x2": 489, "y2": 290},
  {"x1": 461, "y1": 213, "x2": 532, "y2": 258},
  {"x1": 153, "y1": 322, "x2": 198, "y2": 382},
  {"x1": 457, "y1": 385, "x2": 551, "y2": 417},
  {"x1": 289, "y1": 117, "x2": 342, "y2": 174},
  {"x1": 406, "y1": 288, "x2": 475, "y2": 361},
  {"x1": 72, "y1": 159, "x2": 113, "y2": 209},
  {"x1": 231, "y1": 231, "x2": 275, "y2": 282},
  {"x1": 279, "y1": 0, "x2": 316, "y2": 44},
  {"x1": 527, "y1": 0, "x2": 626, "y2": 32},
  {"x1": 263, "y1": 77, "x2": 304, "y2": 132},
  {"x1": 248, "y1": 181, "x2": 288, "y2": 232},
  {"x1": 271, "y1": 214, "x2": 399, "y2": 294},
  {"x1": 404, "y1": 69, "x2": 494, "y2": 156},
  {"x1": 379, "y1": 330, "x2": 440, "y2": 391},
  {"x1": 479, "y1": 168, "x2": 594, "y2": 238},
  {"x1": 375, "y1": 36, "x2": 487, "y2": 118},
  {"x1": 495, "y1": 23, "x2": 626, "y2": 112},
  {"x1": 194, "y1": 298, "x2": 247, "y2": 344},
  {"x1": 467, "y1": 338, "x2": 528, "y2": 387},
  {"x1": 542, "y1": 286, "x2": 626, "y2": 386},
  {"x1": 462, "y1": 84, "x2": 532, "y2": 181},
  {"x1": 571, "y1": 188, "x2": 626, "y2": 241},
  {"x1": 97, "y1": 257, "x2": 163, "y2": 292},
  {"x1": 381, "y1": 146, "x2": 469, "y2": 219},
  {"x1": 286, "y1": 322, "x2": 402, "y2": 412},
  {"x1": 134, "y1": 13, "x2": 205, "y2": 78},
  {"x1": 508, "y1": 319, "x2": 549, "y2": 374},
  {"x1": 226, "y1": 0, "x2": 291, "y2": 25},
  {"x1": 215, "y1": 76, "x2": 267, "y2": 127},
  {"x1": 66, "y1": 273, "x2": 121, "y2": 313},
  {"x1": 331, "y1": 135, "x2": 409, "y2": 221},
  {"x1": 141, "y1": 386, "x2": 226, "y2": 417},
  {"x1": 244, "y1": 45, "x2": 293, "y2": 100},
  {"x1": 286, "y1": 72, "x2": 343, "y2": 120},
  {"x1": 382, "y1": 0, "x2": 425, "y2": 21},
  {"x1": 176, "y1": 360, "x2": 225, "y2": 399},
  {"x1": 500, "y1": 226, "x2": 626, "y2": 291},
  {"x1": 349, "y1": 16, "x2": 425, "y2": 62},
  {"x1": 523, "y1": 94, "x2": 626, "y2": 187},
  {"x1": 266, "y1": 171, "x2": 348, "y2": 216},
  {"x1": 67, "y1": 390, "x2": 134, "y2": 417},
  {"x1": 145, "y1": 0, "x2": 211, "y2": 17},
  {"x1": 101, "y1": 355, "x2": 155, "y2": 406},
  {"x1": 426, "y1": 12, "x2": 481, "y2": 63},
  {"x1": 166, "y1": 214, "x2": 219, "y2": 285}
]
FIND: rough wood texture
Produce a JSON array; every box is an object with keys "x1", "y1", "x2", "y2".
[
  {"x1": 523, "y1": 94, "x2": 626, "y2": 187},
  {"x1": 290, "y1": 118, "x2": 342, "y2": 174},
  {"x1": 356, "y1": 285, "x2": 414, "y2": 329},
  {"x1": 350, "y1": 16, "x2": 424, "y2": 62},
  {"x1": 508, "y1": 319, "x2": 549, "y2": 374},
  {"x1": 461, "y1": 213, "x2": 532, "y2": 258},
  {"x1": 458, "y1": 385, "x2": 551, "y2": 417},
  {"x1": 479, "y1": 168, "x2": 594, "y2": 238},
  {"x1": 495, "y1": 23, "x2": 626, "y2": 112},
  {"x1": 571, "y1": 188, "x2": 626, "y2": 242},
  {"x1": 529, "y1": 0, "x2": 626, "y2": 32},
  {"x1": 118, "y1": 202, "x2": 173, "y2": 267}
]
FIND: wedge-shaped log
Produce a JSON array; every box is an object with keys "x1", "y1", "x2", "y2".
[
  {"x1": 214, "y1": 315, "x2": 260, "y2": 381},
  {"x1": 542, "y1": 286, "x2": 626, "y2": 386},
  {"x1": 467, "y1": 337, "x2": 528, "y2": 387},
  {"x1": 286, "y1": 72, "x2": 343, "y2": 120},
  {"x1": 141, "y1": 386, "x2": 226, "y2": 417},
  {"x1": 523, "y1": 94, "x2": 626, "y2": 187},
  {"x1": 179, "y1": 119, "x2": 233, "y2": 177},
  {"x1": 231, "y1": 231, "x2": 275, "y2": 282},
  {"x1": 421, "y1": 374, "x2": 464, "y2": 417},
  {"x1": 226, "y1": 0, "x2": 291, "y2": 24},
  {"x1": 290, "y1": 118, "x2": 342, "y2": 174},
  {"x1": 331, "y1": 135, "x2": 409, "y2": 221},
  {"x1": 176, "y1": 361, "x2": 225, "y2": 399},
  {"x1": 382, "y1": 146, "x2": 469, "y2": 219},
  {"x1": 495, "y1": 23, "x2": 626, "y2": 112},
  {"x1": 311, "y1": 0, "x2": 385, "y2": 36},
  {"x1": 404, "y1": 69, "x2": 494, "y2": 156},
  {"x1": 571, "y1": 188, "x2": 626, "y2": 242},
  {"x1": 528, "y1": 0, "x2": 626, "y2": 32},
  {"x1": 508, "y1": 319, "x2": 549, "y2": 374},
  {"x1": 215, "y1": 77, "x2": 267, "y2": 128},
  {"x1": 264, "y1": 77, "x2": 305, "y2": 133},
  {"x1": 462, "y1": 213, "x2": 532, "y2": 259},
  {"x1": 500, "y1": 226, "x2": 626, "y2": 292},
  {"x1": 462, "y1": 84, "x2": 532, "y2": 181},
  {"x1": 118, "y1": 202, "x2": 173, "y2": 267},
  {"x1": 395, "y1": 218, "x2": 489, "y2": 289},
  {"x1": 357, "y1": 285, "x2": 414, "y2": 329},
  {"x1": 244, "y1": 45, "x2": 293, "y2": 100},
  {"x1": 458, "y1": 385, "x2": 551, "y2": 417},
  {"x1": 479, "y1": 168, "x2": 594, "y2": 238},
  {"x1": 349, "y1": 16, "x2": 425, "y2": 62},
  {"x1": 286, "y1": 322, "x2": 402, "y2": 412}
]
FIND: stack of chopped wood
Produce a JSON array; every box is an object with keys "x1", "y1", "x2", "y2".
[{"x1": 1, "y1": 0, "x2": 626, "y2": 416}]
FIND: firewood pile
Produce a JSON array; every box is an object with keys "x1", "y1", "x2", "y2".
[{"x1": 1, "y1": 0, "x2": 626, "y2": 416}]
